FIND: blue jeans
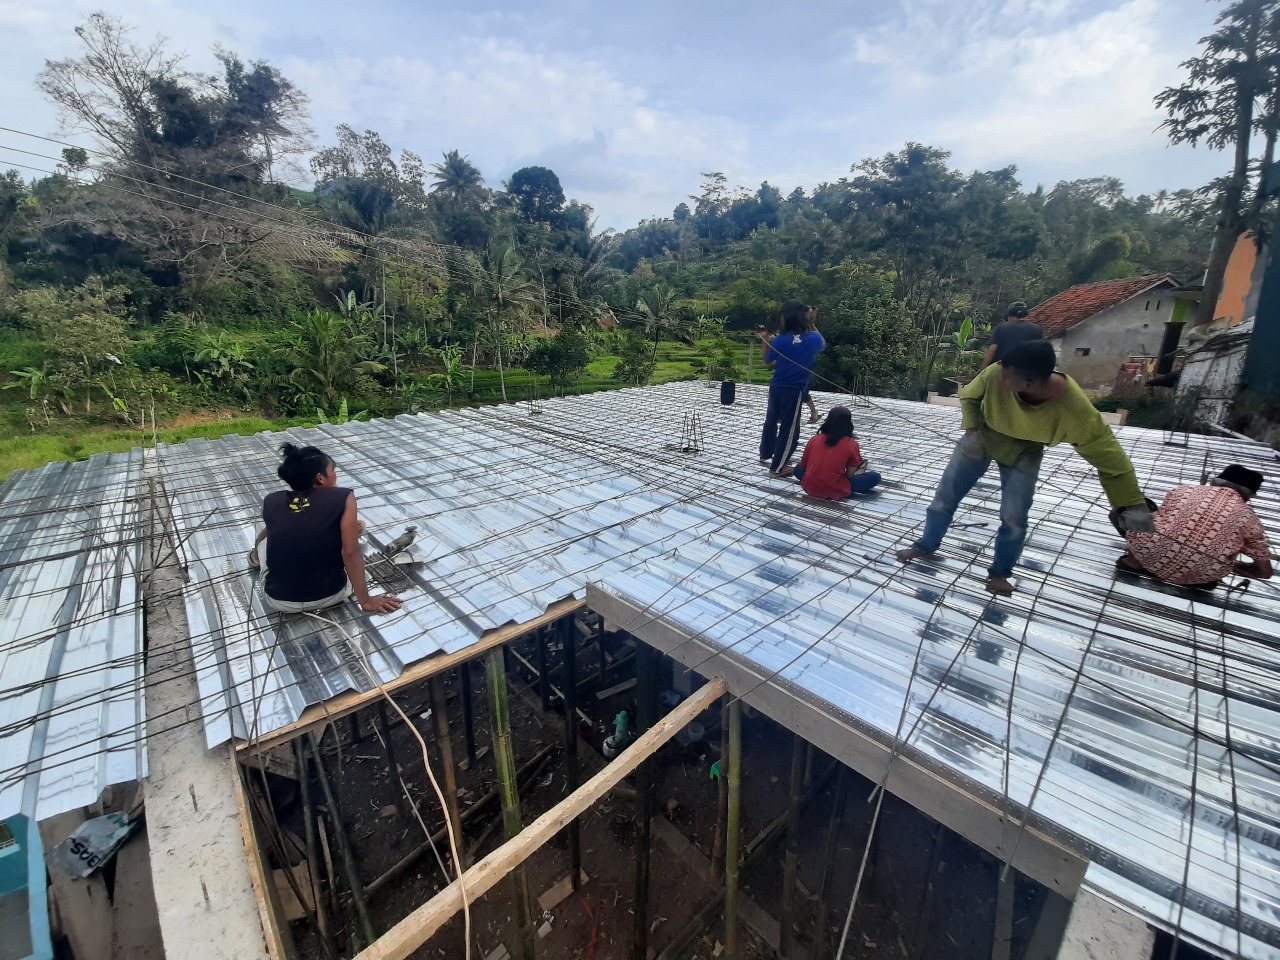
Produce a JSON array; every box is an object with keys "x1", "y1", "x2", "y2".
[
  {"x1": 759, "y1": 384, "x2": 806, "y2": 472},
  {"x1": 794, "y1": 467, "x2": 882, "y2": 496},
  {"x1": 913, "y1": 437, "x2": 1043, "y2": 578}
]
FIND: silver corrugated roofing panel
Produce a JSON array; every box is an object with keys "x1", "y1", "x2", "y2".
[
  {"x1": 0, "y1": 450, "x2": 147, "y2": 823},
  {"x1": 157, "y1": 381, "x2": 1280, "y2": 958}
]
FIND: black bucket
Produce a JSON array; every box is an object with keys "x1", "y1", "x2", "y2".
[{"x1": 720, "y1": 380, "x2": 736, "y2": 405}]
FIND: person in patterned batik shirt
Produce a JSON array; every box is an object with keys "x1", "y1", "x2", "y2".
[{"x1": 1117, "y1": 464, "x2": 1273, "y2": 587}]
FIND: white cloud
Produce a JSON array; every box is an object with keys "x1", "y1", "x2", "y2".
[
  {"x1": 844, "y1": 0, "x2": 1203, "y2": 183},
  {"x1": 280, "y1": 35, "x2": 751, "y2": 226}
]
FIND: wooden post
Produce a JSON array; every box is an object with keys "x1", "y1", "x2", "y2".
[
  {"x1": 910, "y1": 822, "x2": 947, "y2": 960},
  {"x1": 376, "y1": 702, "x2": 400, "y2": 778},
  {"x1": 485, "y1": 647, "x2": 536, "y2": 960},
  {"x1": 460, "y1": 661, "x2": 477, "y2": 764},
  {"x1": 633, "y1": 645, "x2": 658, "y2": 960},
  {"x1": 780, "y1": 732, "x2": 806, "y2": 957},
  {"x1": 295, "y1": 739, "x2": 331, "y2": 947},
  {"x1": 561, "y1": 617, "x2": 582, "y2": 889},
  {"x1": 813, "y1": 767, "x2": 849, "y2": 960},
  {"x1": 537, "y1": 628, "x2": 551, "y2": 711},
  {"x1": 429, "y1": 676, "x2": 464, "y2": 864},
  {"x1": 307, "y1": 734, "x2": 375, "y2": 948},
  {"x1": 710, "y1": 694, "x2": 730, "y2": 882},
  {"x1": 724, "y1": 697, "x2": 742, "y2": 959}
]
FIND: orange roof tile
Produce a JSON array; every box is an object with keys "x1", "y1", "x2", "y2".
[{"x1": 1029, "y1": 275, "x2": 1176, "y2": 339}]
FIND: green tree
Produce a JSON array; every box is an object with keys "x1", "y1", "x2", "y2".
[
  {"x1": 12, "y1": 276, "x2": 132, "y2": 413},
  {"x1": 526, "y1": 328, "x2": 589, "y2": 392},
  {"x1": 1156, "y1": 0, "x2": 1280, "y2": 326},
  {"x1": 465, "y1": 242, "x2": 530, "y2": 402},
  {"x1": 612, "y1": 332, "x2": 655, "y2": 386},
  {"x1": 507, "y1": 166, "x2": 565, "y2": 223},
  {"x1": 282, "y1": 309, "x2": 384, "y2": 410}
]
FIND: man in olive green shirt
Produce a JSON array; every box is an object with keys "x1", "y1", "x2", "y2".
[{"x1": 897, "y1": 340, "x2": 1153, "y2": 595}]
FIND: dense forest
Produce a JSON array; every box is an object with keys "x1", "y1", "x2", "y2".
[{"x1": 0, "y1": 9, "x2": 1275, "y2": 471}]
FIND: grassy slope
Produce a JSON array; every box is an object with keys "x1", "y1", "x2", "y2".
[{"x1": 0, "y1": 340, "x2": 772, "y2": 480}]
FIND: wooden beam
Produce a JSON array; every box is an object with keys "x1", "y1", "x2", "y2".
[
  {"x1": 230, "y1": 748, "x2": 289, "y2": 960},
  {"x1": 586, "y1": 587, "x2": 1088, "y2": 897},
  {"x1": 725, "y1": 697, "x2": 743, "y2": 959},
  {"x1": 429, "y1": 676, "x2": 464, "y2": 865},
  {"x1": 236, "y1": 597, "x2": 585, "y2": 754},
  {"x1": 351, "y1": 678, "x2": 727, "y2": 960}
]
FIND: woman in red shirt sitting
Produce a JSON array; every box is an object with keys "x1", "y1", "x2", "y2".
[{"x1": 794, "y1": 406, "x2": 881, "y2": 498}]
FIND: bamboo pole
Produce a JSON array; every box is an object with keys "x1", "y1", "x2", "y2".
[
  {"x1": 376, "y1": 702, "x2": 400, "y2": 777},
  {"x1": 725, "y1": 697, "x2": 742, "y2": 959},
  {"x1": 561, "y1": 617, "x2": 581, "y2": 889},
  {"x1": 710, "y1": 694, "x2": 730, "y2": 882},
  {"x1": 307, "y1": 734, "x2": 375, "y2": 948},
  {"x1": 295, "y1": 739, "x2": 332, "y2": 947},
  {"x1": 813, "y1": 767, "x2": 849, "y2": 960},
  {"x1": 780, "y1": 732, "x2": 805, "y2": 957},
  {"x1": 460, "y1": 661, "x2": 477, "y2": 763},
  {"x1": 633, "y1": 645, "x2": 658, "y2": 960},
  {"x1": 429, "y1": 676, "x2": 464, "y2": 864},
  {"x1": 537, "y1": 628, "x2": 551, "y2": 711},
  {"x1": 485, "y1": 647, "x2": 536, "y2": 960}
]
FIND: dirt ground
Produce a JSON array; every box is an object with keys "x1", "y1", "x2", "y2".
[{"x1": 255, "y1": 623, "x2": 1094, "y2": 960}]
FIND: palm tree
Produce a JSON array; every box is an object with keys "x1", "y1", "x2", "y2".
[
  {"x1": 429, "y1": 150, "x2": 485, "y2": 209},
  {"x1": 284, "y1": 309, "x2": 385, "y2": 409},
  {"x1": 466, "y1": 242, "x2": 530, "y2": 402},
  {"x1": 635, "y1": 283, "x2": 680, "y2": 367}
]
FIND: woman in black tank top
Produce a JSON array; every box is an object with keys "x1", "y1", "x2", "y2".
[{"x1": 250, "y1": 443, "x2": 402, "y2": 614}]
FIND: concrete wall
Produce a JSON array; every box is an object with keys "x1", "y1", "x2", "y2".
[{"x1": 1053, "y1": 287, "x2": 1175, "y2": 391}]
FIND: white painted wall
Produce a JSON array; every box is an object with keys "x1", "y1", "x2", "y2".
[{"x1": 1052, "y1": 286, "x2": 1176, "y2": 392}]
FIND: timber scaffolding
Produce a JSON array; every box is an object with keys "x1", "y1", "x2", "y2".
[{"x1": 1, "y1": 380, "x2": 1279, "y2": 959}]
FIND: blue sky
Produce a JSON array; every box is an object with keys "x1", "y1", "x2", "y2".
[{"x1": 0, "y1": 0, "x2": 1235, "y2": 230}]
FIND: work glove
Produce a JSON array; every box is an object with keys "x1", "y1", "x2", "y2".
[{"x1": 1112, "y1": 503, "x2": 1156, "y2": 534}]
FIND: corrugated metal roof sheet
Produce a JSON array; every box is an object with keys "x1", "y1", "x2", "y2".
[
  {"x1": 153, "y1": 380, "x2": 1280, "y2": 958},
  {"x1": 0, "y1": 450, "x2": 146, "y2": 823}
]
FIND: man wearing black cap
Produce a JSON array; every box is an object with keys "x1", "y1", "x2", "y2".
[
  {"x1": 982, "y1": 301, "x2": 1043, "y2": 369},
  {"x1": 1117, "y1": 465, "x2": 1272, "y2": 586}
]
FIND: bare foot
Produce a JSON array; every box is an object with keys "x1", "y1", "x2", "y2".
[
  {"x1": 895, "y1": 547, "x2": 937, "y2": 564},
  {"x1": 985, "y1": 576, "x2": 1014, "y2": 596},
  {"x1": 808, "y1": 413, "x2": 820, "y2": 424},
  {"x1": 770, "y1": 466, "x2": 795, "y2": 478}
]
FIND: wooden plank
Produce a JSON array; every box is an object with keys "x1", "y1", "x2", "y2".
[
  {"x1": 352, "y1": 678, "x2": 727, "y2": 960},
  {"x1": 586, "y1": 587, "x2": 1089, "y2": 897},
  {"x1": 236, "y1": 597, "x2": 585, "y2": 754},
  {"x1": 536, "y1": 871, "x2": 589, "y2": 912},
  {"x1": 231, "y1": 750, "x2": 290, "y2": 960},
  {"x1": 595, "y1": 677, "x2": 637, "y2": 700}
]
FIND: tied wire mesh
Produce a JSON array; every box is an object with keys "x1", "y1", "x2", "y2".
[{"x1": 678, "y1": 412, "x2": 704, "y2": 454}]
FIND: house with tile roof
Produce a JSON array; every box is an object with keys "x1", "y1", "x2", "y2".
[{"x1": 1027, "y1": 274, "x2": 1180, "y2": 391}]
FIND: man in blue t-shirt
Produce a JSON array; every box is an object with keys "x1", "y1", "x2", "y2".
[{"x1": 757, "y1": 299, "x2": 824, "y2": 475}]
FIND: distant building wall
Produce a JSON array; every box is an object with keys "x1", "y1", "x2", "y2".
[
  {"x1": 1179, "y1": 319, "x2": 1253, "y2": 425},
  {"x1": 1052, "y1": 288, "x2": 1174, "y2": 391},
  {"x1": 1213, "y1": 233, "x2": 1264, "y2": 327}
]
